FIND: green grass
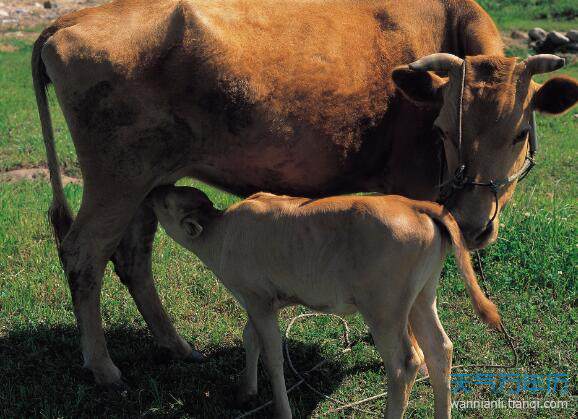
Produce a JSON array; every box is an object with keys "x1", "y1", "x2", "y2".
[
  {"x1": 1, "y1": 6, "x2": 577, "y2": 418},
  {"x1": 478, "y1": 0, "x2": 578, "y2": 30},
  {"x1": 0, "y1": 40, "x2": 78, "y2": 176}
]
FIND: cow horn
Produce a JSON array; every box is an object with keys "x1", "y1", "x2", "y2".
[
  {"x1": 523, "y1": 54, "x2": 565, "y2": 75},
  {"x1": 408, "y1": 53, "x2": 464, "y2": 73}
]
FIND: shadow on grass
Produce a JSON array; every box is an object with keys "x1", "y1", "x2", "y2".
[{"x1": 0, "y1": 325, "x2": 377, "y2": 417}]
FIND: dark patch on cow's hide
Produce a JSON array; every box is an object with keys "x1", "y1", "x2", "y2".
[
  {"x1": 197, "y1": 78, "x2": 255, "y2": 136},
  {"x1": 374, "y1": 10, "x2": 399, "y2": 32},
  {"x1": 132, "y1": 114, "x2": 194, "y2": 174},
  {"x1": 72, "y1": 81, "x2": 146, "y2": 179},
  {"x1": 105, "y1": 147, "x2": 145, "y2": 179},
  {"x1": 75, "y1": 81, "x2": 138, "y2": 133},
  {"x1": 73, "y1": 80, "x2": 197, "y2": 180}
]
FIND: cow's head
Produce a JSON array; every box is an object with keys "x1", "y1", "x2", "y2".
[{"x1": 392, "y1": 53, "x2": 578, "y2": 249}]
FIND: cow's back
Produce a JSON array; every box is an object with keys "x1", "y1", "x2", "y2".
[{"x1": 39, "y1": 0, "x2": 486, "y2": 195}]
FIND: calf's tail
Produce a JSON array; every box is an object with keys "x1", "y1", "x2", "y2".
[
  {"x1": 414, "y1": 202, "x2": 502, "y2": 331},
  {"x1": 32, "y1": 26, "x2": 73, "y2": 248}
]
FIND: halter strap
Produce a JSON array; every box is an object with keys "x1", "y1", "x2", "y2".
[{"x1": 457, "y1": 60, "x2": 466, "y2": 163}]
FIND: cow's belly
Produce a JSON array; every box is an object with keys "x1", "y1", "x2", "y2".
[{"x1": 184, "y1": 138, "x2": 349, "y2": 197}]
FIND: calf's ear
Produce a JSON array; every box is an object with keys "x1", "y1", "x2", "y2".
[
  {"x1": 533, "y1": 75, "x2": 578, "y2": 114},
  {"x1": 181, "y1": 216, "x2": 203, "y2": 239},
  {"x1": 392, "y1": 66, "x2": 446, "y2": 106}
]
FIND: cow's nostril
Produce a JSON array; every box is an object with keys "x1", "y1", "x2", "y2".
[{"x1": 474, "y1": 223, "x2": 494, "y2": 246}]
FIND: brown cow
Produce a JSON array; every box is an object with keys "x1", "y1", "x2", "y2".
[{"x1": 32, "y1": 0, "x2": 578, "y2": 386}]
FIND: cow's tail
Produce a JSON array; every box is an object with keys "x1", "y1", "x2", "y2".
[
  {"x1": 32, "y1": 26, "x2": 73, "y2": 248},
  {"x1": 414, "y1": 201, "x2": 502, "y2": 331}
]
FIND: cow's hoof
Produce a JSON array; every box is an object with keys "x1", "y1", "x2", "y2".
[
  {"x1": 152, "y1": 346, "x2": 206, "y2": 364},
  {"x1": 182, "y1": 348, "x2": 206, "y2": 363}
]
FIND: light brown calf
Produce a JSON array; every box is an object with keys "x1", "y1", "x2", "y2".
[{"x1": 148, "y1": 186, "x2": 502, "y2": 419}]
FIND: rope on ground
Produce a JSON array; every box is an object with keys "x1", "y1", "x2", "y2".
[{"x1": 236, "y1": 252, "x2": 519, "y2": 418}]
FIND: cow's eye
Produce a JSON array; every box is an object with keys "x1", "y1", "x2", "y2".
[{"x1": 514, "y1": 128, "x2": 529, "y2": 144}]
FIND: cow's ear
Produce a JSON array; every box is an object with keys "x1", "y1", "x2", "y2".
[
  {"x1": 180, "y1": 216, "x2": 203, "y2": 239},
  {"x1": 533, "y1": 75, "x2": 578, "y2": 114},
  {"x1": 392, "y1": 66, "x2": 446, "y2": 106}
]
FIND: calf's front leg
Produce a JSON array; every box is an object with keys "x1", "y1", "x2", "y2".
[
  {"x1": 246, "y1": 307, "x2": 291, "y2": 418},
  {"x1": 237, "y1": 319, "x2": 261, "y2": 405}
]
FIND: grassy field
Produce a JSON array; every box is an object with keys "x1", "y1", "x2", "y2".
[
  {"x1": 0, "y1": 3, "x2": 577, "y2": 418},
  {"x1": 478, "y1": 0, "x2": 577, "y2": 30}
]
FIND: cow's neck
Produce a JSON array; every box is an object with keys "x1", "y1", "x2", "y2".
[
  {"x1": 347, "y1": 32, "x2": 506, "y2": 200},
  {"x1": 342, "y1": 96, "x2": 442, "y2": 201}
]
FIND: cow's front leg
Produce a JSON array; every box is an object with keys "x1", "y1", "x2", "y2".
[{"x1": 112, "y1": 203, "x2": 204, "y2": 362}]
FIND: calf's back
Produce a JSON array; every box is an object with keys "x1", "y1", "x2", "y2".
[{"x1": 210, "y1": 194, "x2": 445, "y2": 313}]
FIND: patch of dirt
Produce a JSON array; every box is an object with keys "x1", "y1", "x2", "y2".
[
  {"x1": 0, "y1": 41, "x2": 16, "y2": 51},
  {"x1": 501, "y1": 30, "x2": 578, "y2": 65},
  {"x1": 0, "y1": 167, "x2": 81, "y2": 185},
  {"x1": 0, "y1": 29, "x2": 40, "y2": 41},
  {"x1": 502, "y1": 31, "x2": 530, "y2": 52}
]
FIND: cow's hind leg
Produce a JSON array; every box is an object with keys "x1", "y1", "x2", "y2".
[
  {"x1": 111, "y1": 203, "x2": 204, "y2": 362},
  {"x1": 59, "y1": 187, "x2": 147, "y2": 386}
]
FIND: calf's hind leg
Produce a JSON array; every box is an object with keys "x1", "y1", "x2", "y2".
[
  {"x1": 371, "y1": 323, "x2": 421, "y2": 418},
  {"x1": 111, "y1": 203, "x2": 204, "y2": 362},
  {"x1": 359, "y1": 295, "x2": 421, "y2": 419},
  {"x1": 410, "y1": 277, "x2": 453, "y2": 419}
]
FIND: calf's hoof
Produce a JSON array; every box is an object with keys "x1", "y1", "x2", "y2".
[
  {"x1": 101, "y1": 377, "x2": 131, "y2": 394},
  {"x1": 235, "y1": 388, "x2": 259, "y2": 409},
  {"x1": 273, "y1": 408, "x2": 292, "y2": 419}
]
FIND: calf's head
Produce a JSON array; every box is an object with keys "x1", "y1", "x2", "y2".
[
  {"x1": 147, "y1": 186, "x2": 220, "y2": 249},
  {"x1": 393, "y1": 53, "x2": 578, "y2": 249}
]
